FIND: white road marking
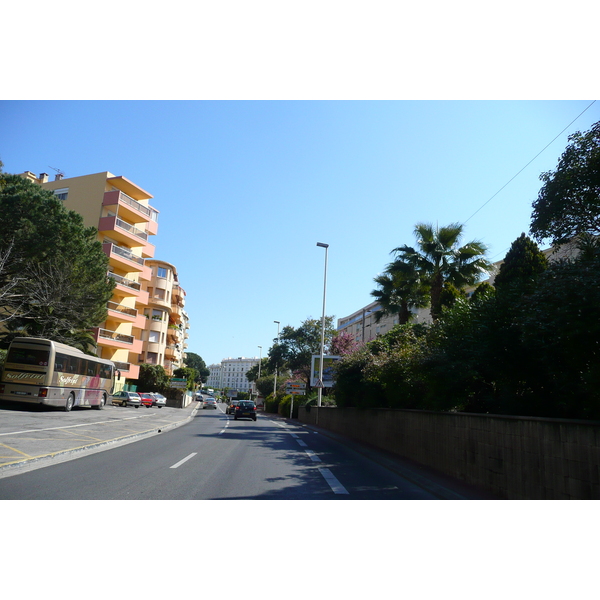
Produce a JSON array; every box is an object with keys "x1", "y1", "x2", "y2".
[
  {"x1": 318, "y1": 467, "x2": 349, "y2": 494},
  {"x1": 0, "y1": 414, "x2": 156, "y2": 436},
  {"x1": 305, "y1": 450, "x2": 321, "y2": 462},
  {"x1": 268, "y1": 419, "x2": 348, "y2": 494},
  {"x1": 169, "y1": 452, "x2": 197, "y2": 469}
]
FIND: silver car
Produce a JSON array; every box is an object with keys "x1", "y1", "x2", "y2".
[
  {"x1": 111, "y1": 391, "x2": 141, "y2": 408},
  {"x1": 151, "y1": 393, "x2": 167, "y2": 408},
  {"x1": 202, "y1": 398, "x2": 217, "y2": 409}
]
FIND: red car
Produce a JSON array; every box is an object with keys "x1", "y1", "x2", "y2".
[{"x1": 138, "y1": 393, "x2": 154, "y2": 408}]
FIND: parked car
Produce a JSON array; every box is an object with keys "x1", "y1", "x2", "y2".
[
  {"x1": 150, "y1": 393, "x2": 167, "y2": 408},
  {"x1": 111, "y1": 391, "x2": 141, "y2": 408},
  {"x1": 138, "y1": 393, "x2": 154, "y2": 408},
  {"x1": 202, "y1": 398, "x2": 217, "y2": 409},
  {"x1": 234, "y1": 401, "x2": 257, "y2": 421},
  {"x1": 226, "y1": 400, "x2": 240, "y2": 415}
]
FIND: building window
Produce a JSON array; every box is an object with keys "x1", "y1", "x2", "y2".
[
  {"x1": 53, "y1": 188, "x2": 69, "y2": 201},
  {"x1": 157, "y1": 267, "x2": 167, "y2": 278}
]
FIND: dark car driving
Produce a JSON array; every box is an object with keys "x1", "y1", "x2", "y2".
[
  {"x1": 234, "y1": 401, "x2": 257, "y2": 421},
  {"x1": 226, "y1": 400, "x2": 240, "y2": 415}
]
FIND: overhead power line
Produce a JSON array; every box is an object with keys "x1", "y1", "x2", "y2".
[{"x1": 464, "y1": 100, "x2": 597, "y2": 225}]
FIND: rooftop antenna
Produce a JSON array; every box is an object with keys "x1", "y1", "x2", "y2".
[{"x1": 48, "y1": 166, "x2": 65, "y2": 180}]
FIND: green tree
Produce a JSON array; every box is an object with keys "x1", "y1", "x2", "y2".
[
  {"x1": 270, "y1": 316, "x2": 335, "y2": 388},
  {"x1": 393, "y1": 222, "x2": 492, "y2": 321},
  {"x1": 517, "y1": 255, "x2": 600, "y2": 419},
  {"x1": 137, "y1": 363, "x2": 171, "y2": 393},
  {"x1": 0, "y1": 174, "x2": 114, "y2": 351},
  {"x1": 184, "y1": 352, "x2": 210, "y2": 383},
  {"x1": 370, "y1": 259, "x2": 428, "y2": 325},
  {"x1": 246, "y1": 357, "x2": 272, "y2": 382},
  {"x1": 173, "y1": 367, "x2": 197, "y2": 391},
  {"x1": 530, "y1": 121, "x2": 600, "y2": 246},
  {"x1": 493, "y1": 233, "x2": 548, "y2": 295}
]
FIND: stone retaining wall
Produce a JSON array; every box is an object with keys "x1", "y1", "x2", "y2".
[{"x1": 298, "y1": 407, "x2": 600, "y2": 499}]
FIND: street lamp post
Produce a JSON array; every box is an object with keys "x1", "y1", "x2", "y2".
[
  {"x1": 273, "y1": 321, "x2": 280, "y2": 402},
  {"x1": 316, "y1": 242, "x2": 329, "y2": 408},
  {"x1": 257, "y1": 345, "x2": 262, "y2": 407}
]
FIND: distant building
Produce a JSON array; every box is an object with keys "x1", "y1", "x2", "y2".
[
  {"x1": 208, "y1": 357, "x2": 259, "y2": 393},
  {"x1": 207, "y1": 364, "x2": 222, "y2": 389}
]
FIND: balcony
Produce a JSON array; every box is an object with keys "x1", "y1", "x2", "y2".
[
  {"x1": 94, "y1": 327, "x2": 143, "y2": 354},
  {"x1": 98, "y1": 215, "x2": 156, "y2": 258},
  {"x1": 109, "y1": 272, "x2": 145, "y2": 299},
  {"x1": 103, "y1": 189, "x2": 157, "y2": 222},
  {"x1": 112, "y1": 361, "x2": 139, "y2": 379},
  {"x1": 103, "y1": 243, "x2": 145, "y2": 272},
  {"x1": 107, "y1": 300, "x2": 138, "y2": 323}
]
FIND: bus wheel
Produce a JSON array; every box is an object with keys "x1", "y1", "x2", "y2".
[
  {"x1": 64, "y1": 393, "x2": 75, "y2": 412},
  {"x1": 94, "y1": 395, "x2": 107, "y2": 410}
]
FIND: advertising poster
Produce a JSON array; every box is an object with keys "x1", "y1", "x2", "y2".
[{"x1": 311, "y1": 355, "x2": 341, "y2": 387}]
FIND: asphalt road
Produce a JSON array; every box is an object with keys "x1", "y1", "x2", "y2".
[{"x1": 0, "y1": 400, "x2": 496, "y2": 499}]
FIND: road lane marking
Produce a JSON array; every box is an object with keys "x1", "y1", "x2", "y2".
[
  {"x1": 0, "y1": 414, "x2": 157, "y2": 436},
  {"x1": 318, "y1": 467, "x2": 349, "y2": 494},
  {"x1": 305, "y1": 450, "x2": 321, "y2": 462},
  {"x1": 170, "y1": 453, "x2": 197, "y2": 469},
  {"x1": 296, "y1": 439, "x2": 308, "y2": 447}
]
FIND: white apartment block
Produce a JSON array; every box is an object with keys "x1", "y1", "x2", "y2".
[
  {"x1": 208, "y1": 357, "x2": 259, "y2": 392},
  {"x1": 207, "y1": 364, "x2": 222, "y2": 389}
]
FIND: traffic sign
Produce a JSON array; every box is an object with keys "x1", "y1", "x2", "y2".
[{"x1": 314, "y1": 379, "x2": 324, "y2": 388}]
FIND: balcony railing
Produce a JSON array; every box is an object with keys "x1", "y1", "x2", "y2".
[
  {"x1": 106, "y1": 243, "x2": 145, "y2": 266},
  {"x1": 107, "y1": 301, "x2": 138, "y2": 318},
  {"x1": 115, "y1": 217, "x2": 148, "y2": 241},
  {"x1": 98, "y1": 328, "x2": 135, "y2": 345},
  {"x1": 117, "y1": 191, "x2": 152, "y2": 218},
  {"x1": 108, "y1": 272, "x2": 141, "y2": 291}
]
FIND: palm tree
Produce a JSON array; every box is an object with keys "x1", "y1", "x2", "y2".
[
  {"x1": 370, "y1": 259, "x2": 429, "y2": 325},
  {"x1": 393, "y1": 222, "x2": 492, "y2": 321}
]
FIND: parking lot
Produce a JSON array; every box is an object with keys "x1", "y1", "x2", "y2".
[{"x1": 0, "y1": 399, "x2": 200, "y2": 476}]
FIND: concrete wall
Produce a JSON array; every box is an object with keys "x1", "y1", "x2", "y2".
[{"x1": 298, "y1": 407, "x2": 600, "y2": 499}]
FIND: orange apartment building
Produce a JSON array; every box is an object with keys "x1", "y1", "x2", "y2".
[
  {"x1": 140, "y1": 259, "x2": 189, "y2": 376},
  {"x1": 20, "y1": 170, "x2": 159, "y2": 382}
]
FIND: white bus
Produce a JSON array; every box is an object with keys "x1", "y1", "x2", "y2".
[{"x1": 0, "y1": 337, "x2": 119, "y2": 412}]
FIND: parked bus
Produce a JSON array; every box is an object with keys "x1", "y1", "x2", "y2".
[{"x1": 0, "y1": 337, "x2": 119, "y2": 412}]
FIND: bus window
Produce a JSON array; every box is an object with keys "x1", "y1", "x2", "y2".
[
  {"x1": 86, "y1": 361, "x2": 99, "y2": 377},
  {"x1": 99, "y1": 364, "x2": 112, "y2": 379},
  {"x1": 55, "y1": 353, "x2": 67, "y2": 373},
  {"x1": 7, "y1": 348, "x2": 50, "y2": 366}
]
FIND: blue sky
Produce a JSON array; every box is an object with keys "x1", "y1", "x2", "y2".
[{"x1": 2, "y1": 100, "x2": 600, "y2": 365}]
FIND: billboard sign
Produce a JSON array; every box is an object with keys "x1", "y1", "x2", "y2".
[{"x1": 310, "y1": 355, "x2": 341, "y2": 388}]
